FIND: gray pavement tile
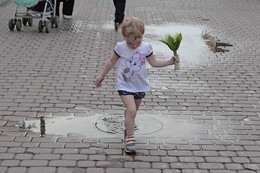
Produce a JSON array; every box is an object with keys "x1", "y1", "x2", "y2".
[{"x1": 0, "y1": 0, "x2": 260, "y2": 172}]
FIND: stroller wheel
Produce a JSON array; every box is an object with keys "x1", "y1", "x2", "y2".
[
  {"x1": 45, "y1": 21, "x2": 51, "y2": 33},
  {"x1": 28, "y1": 19, "x2": 33, "y2": 26},
  {"x1": 16, "y1": 19, "x2": 22, "y2": 31},
  {"x1": 8, "y1": 19, "x2": 16, "y2": 31},
  {"x1": 54, "y1": 16, "x2": 59, "y2": 28},
  {"x1": 50, "y1": 17, "x2": 55, "y2": 28},
  {"x1": 38, "y1": 20, "x2": 44, "y2": 32},
  {"x1": 22, "y1": 18, "x2": 28, "y2": 26},
  {"x1": 51, "y1": 16, "x2": 59, "y2": 28}
]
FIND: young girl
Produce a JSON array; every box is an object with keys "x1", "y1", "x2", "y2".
[{"x1": 95, "y1": 17, "x2": 179, "y2": 154}]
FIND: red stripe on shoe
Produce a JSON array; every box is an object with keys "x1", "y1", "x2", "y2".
[
  {"x1": 126, "y1": 138, "x2": 135, "y2": 142},
  {"x1": 126, "y1": 141, "x2": 135, "y2": 145}
]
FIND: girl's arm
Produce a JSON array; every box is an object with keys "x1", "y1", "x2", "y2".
[
  {"x1": 95, "y1": 52, "x2": 120, "y2": 87},
  {"x1": 147, "y1": 53, "x2": 179, "y2": 68}
]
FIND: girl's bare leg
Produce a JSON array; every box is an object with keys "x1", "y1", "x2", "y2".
[{"x1": 120, "y1": 95, "x2": 142, "y2": 136}]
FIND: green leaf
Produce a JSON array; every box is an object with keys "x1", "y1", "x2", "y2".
[
  {"x1": 171, "y1": 33, "x2": 182, "y2": 51},
  {"x1": 160, "y1": 36, "x2": 173, "y2": 51},
  {"x1": 168, "y1": 35, "x2": 175, "y2": 51},
  {"x1": 173, "y1": 39, "x2": 180, "y2": 50},
  {"x1": 176, "y1": 33, "x2": 182, "y2": 42},
  {"x1": 159, "y1": 39, "x2": 168, "y2": 45}
]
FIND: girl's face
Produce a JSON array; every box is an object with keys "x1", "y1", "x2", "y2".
[{"x1": 125, "y1": 36, "x2": 142, "y2": 49}]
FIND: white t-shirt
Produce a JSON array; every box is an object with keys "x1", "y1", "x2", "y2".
[{"x1": 114, "y1": 41, "x2": 153, "y2": 92}]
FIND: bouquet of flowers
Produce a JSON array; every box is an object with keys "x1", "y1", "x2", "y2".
[{"x1": 160, "y1": 33, "x2": 182, "y2": 70}]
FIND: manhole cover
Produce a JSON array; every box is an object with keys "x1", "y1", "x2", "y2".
[{"x1": 95, "y1": 115, "x2": 163, "y2": 135}]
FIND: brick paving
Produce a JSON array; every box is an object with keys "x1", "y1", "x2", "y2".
[{"x1": 0, "y1": 0, "x2": 260, "y2": 172}]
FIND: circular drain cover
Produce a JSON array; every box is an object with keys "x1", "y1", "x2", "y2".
[{"x1": 95, "y1": 115, "x2": 163, "y2": 135}]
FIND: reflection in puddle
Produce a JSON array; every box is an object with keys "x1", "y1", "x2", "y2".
[
  {"x1": 21, "y1": 114, "x2": 201, "y2": 139},
  {"x1": 202, "y1": 33, "x2": 233, "y2": 53},
  {"x1": 40, "y1": 117, "x2": 45, "y2": 137}
]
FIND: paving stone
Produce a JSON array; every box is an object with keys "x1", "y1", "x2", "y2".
[
  {"x1": 49, "y1": 160, "x2": 77, "y2": 167},
  {"x1": 31, "y1": 137, "x2": 57, "y2": 143},
  {"x1": 182, "y1": 170, "x2": 209, "y2": 173},
  {"x1": 77, "y1": 161, "x2": 95, "y2": 168},
  {"x1": 1, "y1": 160, "x2": 20, "y2": 166},
  {"x1": 124, "y1": 162, "x2": 150, "y2": 168},
  {"x1": 14, "y1": 153, "x2": 33, "y2": 160},
  {"x1": 198, "y1": 163, "x2": 225, "y2": 169},
  {"x1": 168, "y1": 150, "x2": 193, "y2": 157},
  {"x1": 225, "y1": 163, "x2": 244, "y2": 170},
  {"x1": 88, "y1": 155, "x2": 106, "y2": 161},
  {"x1": 7, "y1": 167, "x2": 27, "y2": 173},
  {"x1": 53, "y1": 148, "x2": 79, "y2": 154},
  {"x1": 20, "y1": 160, "x2": 48, "y2": 167},
  {"x1": 61, "y1": 154, "x2": 88, "y2": 160},
  {"x1": 86, "y1": 168, "x2": 104, "y2": 173},
  {"x1": 243, "y1": 164, "x2": 260, "y2": 171},
  {"x1": 0, "y1": 0, "x2": 260, "y2": 172},
  {"x1": 162, "y1": 170, "x2": 181, "y2": 173},
  {"x1": 33, "y1": 154, "x2": 61, "y2": 160},
  {"x1": 39, "y1": 142, "x2": 65, "y2": 148},
  {"x1": 65, "y1": 143, "x2": 90, "y2": 148},
  {"x1": 0, "y1": 136, "x2": 14, "y2": 142},
  {"x1": 7, "y1": 147, "x2": 26, "y2": 153},
  {"x1": 0, "y1": 153, "x2": 14, "y2": 159},
  {"x1": 135, "y1": 169, "x2": 161, "y2": 173},
  {"x1": 179, "y1": 157, "x2": 205, "y2": 163},
  {"x1": 106, "y1": 168, "x2": 133, "y2": 173},
  {"x1": 57, "y1": 167, "x2": 86, "y2": 173},
  {"x1": 0, "y1": 147, "x2": 7, "y2": 153},
  {"x1": 150, "y1": 150, "x2": 167, "y2": 156},
  {"x1": 14, "y1": 136, "x2": 32, "y2": 142},
  {"x1": 96, "y1": 160, "x2": 123, "y2": 168},
  {"x1": 210, "y1": 171, "x2": 236, "y2": 173},
  {"x1": 193, "y1": 151, "x2": 219, "y2": 157},
  {"x1": 205, "y1": 157, "x2": 232, "y2": 163},
  {"x1": 80, "y1": 148, "x2": 98, "y2": 155},
  {"x1": 99, "y1": 138, "x2": 122, "y2": 143},
  {"x1": 26, "y1": 148, "x2": 52, "y2": 154},
  {"x1": 27, "y1": 167, "x2": 57, "y2": 173},
  {"x1": 152, "y1": 162, "x2": 170, "y2": 169},
  {"x1": 170, "y1": 163, "x2": 197, "y2": 169}
]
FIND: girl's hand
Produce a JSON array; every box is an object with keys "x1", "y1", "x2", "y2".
[
  {"x1": 172, "y1": 55, "x2": 180, "y2": 64},
  {"x1": 95, "y1": 75, "x2": 104, "y2": 87}
]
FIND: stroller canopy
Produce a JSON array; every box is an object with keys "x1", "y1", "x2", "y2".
[{"x1": 13, "y1": 0, "x2": 39, "y2": 7}]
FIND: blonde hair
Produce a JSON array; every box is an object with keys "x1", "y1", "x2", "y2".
[{"x1": 120, "y1": 17, "x2": 145, "y2": 39}]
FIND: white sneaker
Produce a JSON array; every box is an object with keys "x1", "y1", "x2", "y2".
[{"x1": 63, "y1": 15, "x2": 72, "y2": 19}]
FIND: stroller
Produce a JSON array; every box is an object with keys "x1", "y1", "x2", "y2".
[{"x1": 8, "y1": 0, "x2": 59, "y2": 33}]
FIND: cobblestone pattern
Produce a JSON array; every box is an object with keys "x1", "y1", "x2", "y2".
[{"x1": 0, "y1": 0, "x2": 260, "y2": 172}]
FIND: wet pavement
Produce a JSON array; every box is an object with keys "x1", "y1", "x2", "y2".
[{"x1": 0, "y1": 0, "x2": 260, "y2": 172}]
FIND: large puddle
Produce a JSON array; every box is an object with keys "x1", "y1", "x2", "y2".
[
  {"x1": 67, "y1": 20, "x2": 230, "y2": 59},
  {"x1": 21, "y1": 114, "x2": 202, "y2": 139}
]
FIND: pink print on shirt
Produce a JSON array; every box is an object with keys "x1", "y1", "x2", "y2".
[{"x1": 123, "y1": 51, "x2": 145, "y2": 82}]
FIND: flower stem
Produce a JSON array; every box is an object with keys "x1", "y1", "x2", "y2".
[{"x1": 173, "y1": 51, "x2": 180, "y2": 70}]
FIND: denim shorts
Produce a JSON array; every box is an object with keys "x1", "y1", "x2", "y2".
[{"x1": 118, "y1": 90, "x2": 146, "y2": 99}]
